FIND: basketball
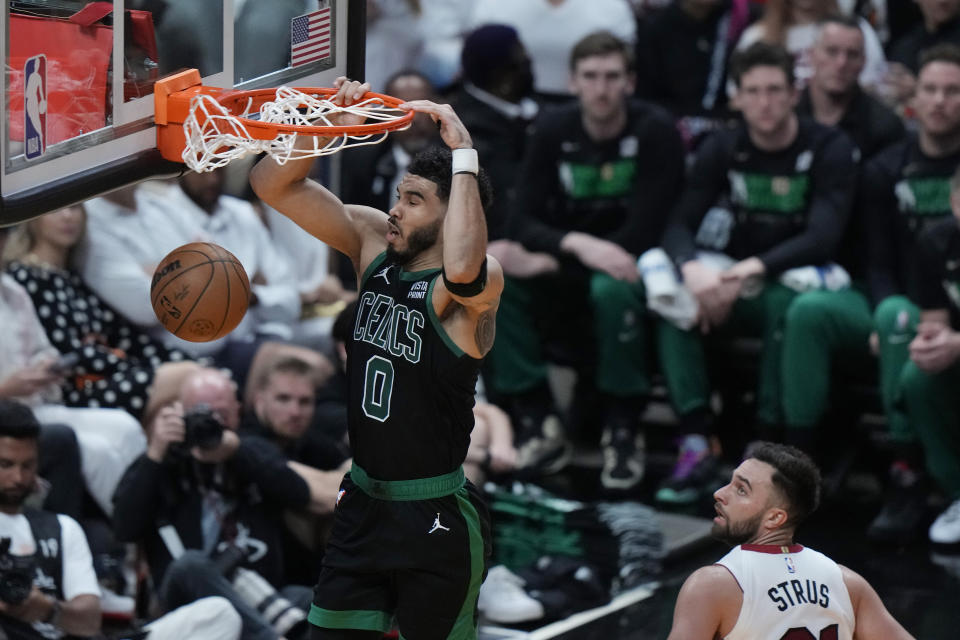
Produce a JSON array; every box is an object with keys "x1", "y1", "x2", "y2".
[{"x1": 150, "y1": 242, "x2": 250, "y2": 342}]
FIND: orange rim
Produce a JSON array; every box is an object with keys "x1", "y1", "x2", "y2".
[{"x1": 211, "y1": 87, "x2": 415, "y2": 137}]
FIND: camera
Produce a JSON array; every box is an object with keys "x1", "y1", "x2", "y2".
[
  {"x1": 182, "y1": 404, "x2": 225, "y2": 451},
  {"x1": 211, "y1": 544, "x2": 307, "y2": 638},
  {"x1": 0, "y1": 537, "x2": 35, "y2": 605},
  {"x1": 214, "y1": 545, "x2": 306, "y2": 638},
  {"x1": 211, "y1": 543, "x2": 248, "y2": 577}
]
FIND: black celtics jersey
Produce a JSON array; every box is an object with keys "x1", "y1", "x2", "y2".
[{"x1": 346, "y1": 253, "x2": 482, "y2": 481}]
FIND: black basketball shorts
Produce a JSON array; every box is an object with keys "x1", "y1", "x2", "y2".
[{"x1": 309, "y1": 464, "x2": 491, "y2": 639}]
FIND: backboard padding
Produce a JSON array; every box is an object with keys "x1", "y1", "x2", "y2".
[{"x1": 1, "y1": 0, "x2": 364, "y2": 225}]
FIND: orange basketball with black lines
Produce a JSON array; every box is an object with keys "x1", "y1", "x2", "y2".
[{"x1": 150, "y1": 242, "x2": 250, "y2": 342}]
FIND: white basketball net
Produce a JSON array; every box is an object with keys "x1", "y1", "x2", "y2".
[{"x1": 181, "y1": 87, "x2": 410, "y2": 172}]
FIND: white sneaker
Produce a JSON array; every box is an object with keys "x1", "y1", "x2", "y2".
[
  {"x1": 515, "y1": 415, "x2": 570, "y2": 476},
  {"x1": 478, "y1": 565, "x2": 544, "y2": 624},
  {"x1": 930, "y1": 499, "x2": 960, "y2": 544}
]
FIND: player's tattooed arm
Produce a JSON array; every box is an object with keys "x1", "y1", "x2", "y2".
[{"x1": 475, "y1": 308, "x2": 496, "y2": 354}]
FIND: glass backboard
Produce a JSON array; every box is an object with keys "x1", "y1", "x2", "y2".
[{"x1": 2, "y1": 0, "x2": 364, "y2": 225}]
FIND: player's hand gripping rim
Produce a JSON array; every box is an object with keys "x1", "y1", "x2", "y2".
[
  {"x1": 331, "y1": 76, "x2": 372, "y2": 105},
  {"x1": 329, "y1": 76, "x2": 373, "y2": 128},
  {"x1": 399, "y1": 100, "x2": 473, "y2": 151}
]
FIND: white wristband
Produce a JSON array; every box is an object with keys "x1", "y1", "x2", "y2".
[{"x1": 451, "y1": 148, "x2": 479, "y2": 175}]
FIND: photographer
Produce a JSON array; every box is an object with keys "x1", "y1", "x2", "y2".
[
  {"x1": 112, "y1": 369, "x2": 314, "y2": 640},
  {"x1": 0, "y1": 399, "x2": 100, "y2": 639},
  {"x1": 0, "y1": 398, "x2": 242, "y2": 640}
]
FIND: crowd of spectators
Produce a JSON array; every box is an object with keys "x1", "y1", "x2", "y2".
[
  {"x1": 362, "y1": 0, "x2": 960, "y2": 556},
  {"x1": 4, "y1": 0, "x2": 960, "y2": 637}
]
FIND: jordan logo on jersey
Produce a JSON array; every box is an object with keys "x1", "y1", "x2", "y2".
[
  {"x1": 428, "y1": 513, "x2": 450, "y2": 534},
  {"x1": 374, "y1": 266, "x2": 391, "y2": 283},
  {"x1": 354, "y1": 290, "x2": 425, "y2": 363}
]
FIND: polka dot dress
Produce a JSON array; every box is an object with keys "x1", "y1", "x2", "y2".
[{"x1": 7, "y1": 261, "x2": 186, "y2": 418}]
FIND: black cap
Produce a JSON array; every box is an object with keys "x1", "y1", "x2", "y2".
[{"x1": 461, "y1": 24, "x2": 521, "y2": 88}]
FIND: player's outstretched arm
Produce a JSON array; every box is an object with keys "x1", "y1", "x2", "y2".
[
  {"x1": 667, "y1": 565, "x2": 741, "y2": 640},
  {"x1": 401, "y1": 102, "x2": 490, "y2": 287},
  {"x1": 402, "y1": 100, "x2": 504, "y2": 357},
  {"x1": 250, "y1": 77, "x2": 388, "y2": 270},
  {"x1": 841, "y1": 566, "x2": 915, "y2": 640}
]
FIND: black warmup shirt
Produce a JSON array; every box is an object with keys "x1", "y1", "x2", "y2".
[
  {"x1": 509, "y1": 99, "x2": 685, "y2": 258},
  {"x1": 796, "y1": 88, "x2": 905, "y2": 161},
  {"x1": 452, "y1": 88, "x2": 534, "y2": 242},
  {"x1": 239, "y1": 412, "x2": 349, "y2": 471},
  {"x1": 889, "y1": 16, "x2": 960, "y2": 73},
  {"x1": 916, "y1": 218, "x2": 960, "y2": 327},
  {"x1": 347, "y1": 253, "x2": 481, "y2": 481},
  {"x1": 635, "y1": 1, "x2": 739, "y2": 118},
  {"x1": 862, "y1": 136, "x2": 960, "y2": 304},
  {"x1": 112, "y1": 441, "x2": 309, "y2": 588},
  {"x1": 661, "y1": 117, "x2": 857, "y2": 274},
  {"x1": 795, "y1": 88, "x2": 906, "y2": 280}
]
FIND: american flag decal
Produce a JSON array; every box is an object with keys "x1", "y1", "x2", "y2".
[{"x1": 291, "y1": 3, "x2": 332, "y2": 67}]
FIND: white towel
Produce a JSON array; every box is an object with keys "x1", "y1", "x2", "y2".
[
  {"x1": 779, "y1": 263, "x2": 851, "y2": 293},
  {"x1": 638, "y1": 248, "x2": 699, "y2": 330}
]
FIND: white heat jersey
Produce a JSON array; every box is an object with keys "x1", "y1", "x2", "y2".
[{"x1": 717, "y1": 544, "x2": 855, "y2": 640}]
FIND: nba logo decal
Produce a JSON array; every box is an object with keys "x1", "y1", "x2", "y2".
[
  {"x1": 336, "y1": 489, "x2": 345, "y2": 506},
  {"x1": 23, "y1": 54, "x2": 47, "y2": 160},
  {"x1": 785, "y1": 557, "x2": 796, "y2": 574}
]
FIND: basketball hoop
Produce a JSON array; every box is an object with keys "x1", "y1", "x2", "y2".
[{"x1": 155, "y1": 69, "x2": 415, "y2": 173}]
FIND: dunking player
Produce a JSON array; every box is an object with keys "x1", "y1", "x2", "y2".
[
  {"x1": 250, "y1": 78, "x2": 501, "y2": 639},
  {"x1": 667, "y1": 442, "x2": 914, "y2": 639}
]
